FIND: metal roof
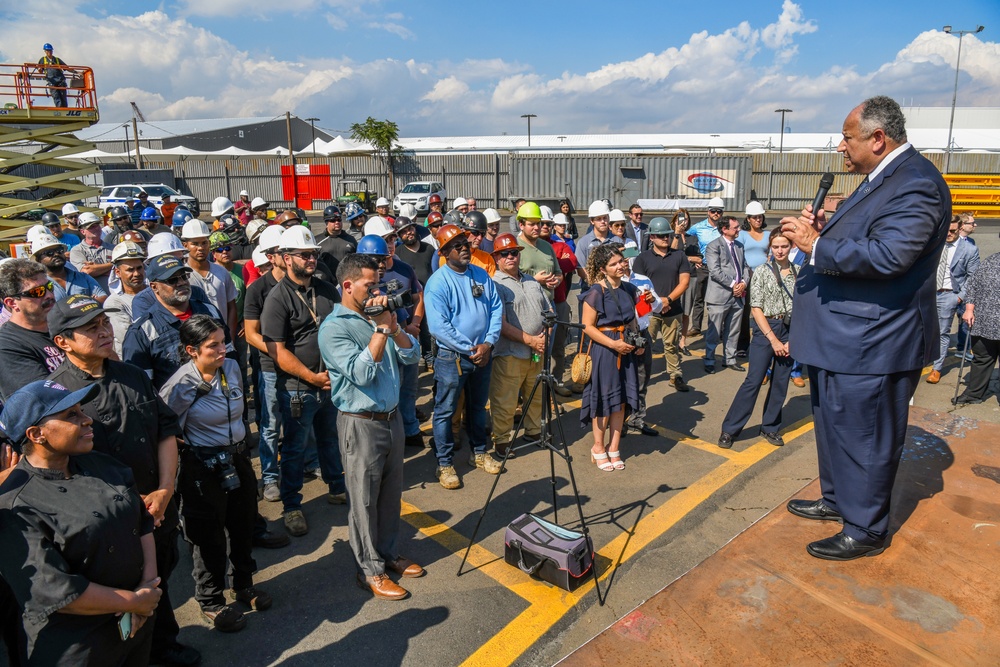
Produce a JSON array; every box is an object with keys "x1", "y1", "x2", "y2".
[{"x1": 76, "y1": 117, "x2": 280, "y2": 142}]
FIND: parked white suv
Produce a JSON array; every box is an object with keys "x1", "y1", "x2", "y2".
[
  {"x1": 99, "y1": 184, "x2": 200, "y2": 217},
  {"x1": 392, "y1": 181, "x2": 446, "y2": 215}
]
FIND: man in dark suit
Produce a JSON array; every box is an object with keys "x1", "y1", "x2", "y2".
[
  {"x1": 624, "y1": 204, "x2": 650, "y2": 252},
  {"x1": 927, "y1": 219, "x2": 980, "y2": 384},
  {"x1": 703, "y1": 216, "x2": 748, "y2": 373},
  {"x1": 782, "y1": 96, "x2": 951, "y2": 561}
]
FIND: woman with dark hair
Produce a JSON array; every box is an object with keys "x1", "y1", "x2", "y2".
[
  {"x1": 558, "y1": 199, "x2": 579, "y2": 239},
  {"x1": 159, "y1": 315, "x2": 269, "y2": 634},
  {"x1": 717, "y1": 228, "x2": 797, "y2": 449},
  {"x1": 579, "y1": 244, "x2": 642, "y2": 471},
  {"x1": 0, "y1": 380, "x2": 162, "y2": 665},
  {"x1": 736, "y1": 201, "x2": 770, "y2": 356},
  {"x1": 670, "y1": 209, "x2": 701, "y2": 354}
]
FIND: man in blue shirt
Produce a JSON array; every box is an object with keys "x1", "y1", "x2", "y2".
[
  {"x1": 686, "y1": 197, "x2": 725, "y2": 335},
  {"x1": 320, "y1": 253, "x2": 424, "y2": 601},
  {"x1": 424, "y1": 225, "x2": 504, "y2": 489},
  {"x1": 31, "y1": 234, "x2": 107, "y2": 303}
]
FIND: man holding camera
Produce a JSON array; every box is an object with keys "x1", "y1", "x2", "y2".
[{"x1": 319, "y1": 254, "x2": 424, "y2": 600}]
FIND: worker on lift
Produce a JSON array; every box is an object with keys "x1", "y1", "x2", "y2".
[{"x1": 35, "y1": 43, "x2": 67, "y2": 107}]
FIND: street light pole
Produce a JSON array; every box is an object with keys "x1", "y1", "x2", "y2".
[
  {"x1": 943, "y1": 25, "x2": 985, "y2": 174},
  {"x1": 306, "y1": 117, "x2": 319, "y2": 159},
  {"x1": 520, "y1": 113, "x2": 537, "y2": 147},
  {"x1": 774, "y1": 108, "x2": 792, "y2": 154}
]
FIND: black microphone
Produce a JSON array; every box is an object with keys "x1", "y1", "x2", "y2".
[{"x1": 811, "y1": 172, "x2": 835, "y2": 217}]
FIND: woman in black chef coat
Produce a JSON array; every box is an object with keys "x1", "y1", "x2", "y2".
[{"x1": 0, "y1": 380, "x2": 162, "y2": 666}]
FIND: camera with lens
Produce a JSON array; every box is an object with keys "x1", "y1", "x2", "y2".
[
  {"x1": 197, "y1": 449, "x2": 241, "y2": 492},
  {"x1": 364, "y1": 279, "x2": 413, "y2": 316},
  {"x1": 623, "y1": 329, "x2": 645, "y2": 349}
]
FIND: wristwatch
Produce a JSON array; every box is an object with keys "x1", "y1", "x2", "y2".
[{"x1": 374, "y1": 326, "x2": 393, "y2": 336}]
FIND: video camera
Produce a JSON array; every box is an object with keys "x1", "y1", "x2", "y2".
[
  {"x1": 363, "y1": 279, "x2": 413, "y2": 317},
  {"x1": 623, "y1": 328, "x2": 646, "y2": 349}
]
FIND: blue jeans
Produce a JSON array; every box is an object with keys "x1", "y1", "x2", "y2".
[
  {"x1": 258, "y1": 371, "x2": 280, "y2": 485},
  {"x1": 277, "y1": 386, "x2": 345, "y2": 510},
  {"x1": 400, "y1": 360, "x2": 420, "y2": 437},
  {"x1": 432, "y1": 349, "x2": 492, "y2": 467}
]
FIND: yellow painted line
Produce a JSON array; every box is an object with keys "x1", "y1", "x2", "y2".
[{"x1": 656, "y1": 426, "x2": 737, "y2": 459}]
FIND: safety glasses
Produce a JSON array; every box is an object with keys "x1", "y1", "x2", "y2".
[{"x1": 13, "y1": 281, "x2": 55, "y2": 299}]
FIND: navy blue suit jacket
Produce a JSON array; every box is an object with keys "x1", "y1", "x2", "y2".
[{"x1": 790, "y1": 146, "x2": 951, "y2": 375}]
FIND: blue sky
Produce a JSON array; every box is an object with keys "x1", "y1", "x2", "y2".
[{"x1": 2, "y1": 0, "x2": 998, "y2": 136}]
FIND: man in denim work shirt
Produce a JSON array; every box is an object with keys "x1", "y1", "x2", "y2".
[{"x1": 320, "y1": 254, "x2": 425, "y2": 601}]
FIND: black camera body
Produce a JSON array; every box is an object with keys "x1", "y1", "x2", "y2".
[
  {"x1": 196, "y1": 449, "x2": 241, "y2": 492},
  {"x1": 364, "y1": 279, "x2": 414, "y2": 316},
  {"x1": 623, "y1": 329, "x2": 645, "y2": 349}
]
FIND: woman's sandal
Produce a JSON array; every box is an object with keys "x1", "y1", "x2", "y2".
[
  {"x1": 608, "y1": 451, "x2": 626, "y2": 470},
  {"x1": 591, "y1": 450, "x2": 615, "y2": 472}
]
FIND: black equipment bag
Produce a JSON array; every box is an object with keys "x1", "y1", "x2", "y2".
[{"x1": 504, "y1": 513, "x2": 594, "y2": 591}]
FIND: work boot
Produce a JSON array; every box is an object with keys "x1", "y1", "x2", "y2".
[
  {"x1": 436, "y1": 465, "x2": 460, "y2": 490},
  {"x1": 469, "y1": 452, "x2": 503, "y2": 475},
  {"x1": 283, "y1": 510, "x2": 308, "y2": 536},
  {"x1": 231, "y1": 586, "x2": 272, "y2": 611}
]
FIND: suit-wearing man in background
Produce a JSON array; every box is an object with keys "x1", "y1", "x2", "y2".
[
  {"x1": 624, "y1": 204, "x2": 649, "y2": 253},
  {"x1": 703, "y1": 217, "x2": 748, "y2": 374},
  {"x1": 782, "y1": 95, "x2": 950, "y2": 561},
  {"x1": 927, "y1": 219, "x2": 980, "y2": 384}
]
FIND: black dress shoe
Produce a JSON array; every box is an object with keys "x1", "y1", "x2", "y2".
[
  {"x1": 636, "y1": 424, "x2": 658, "y2": 436},
  {"x1": 786, "y1": 498, "x2": 842, "y2": 522},
  {"x1": 806, "y1": 532, "x2": 885, "y2": 561},
  {"x1": 252, "y1": 526, "x2": 291, "y2": 549},
  {"x1": 724, "y1": 364, "x2": 746, "y2": 372},
  {"x1": 760, "y1": 431, "x2": 785, "y2": 446},
  {"x1": 718, "y1": 432, "x2": 733, "y2": 449},
  {"x1": 672, "y1": 377, "x2": 691, "y2": 392},
  {"x1": 151, "y1": 642, "x2": 202, "y2": 667},
  {"x1": 704, "y1": 363, "x2": 715, "y2": 374},
  {"x1": 952, "y1": 394, "x2": 983, "y2": 405}
]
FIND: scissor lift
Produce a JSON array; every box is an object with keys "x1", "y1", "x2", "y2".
[{"x1": 0, "y1": 62, "x2": 101, "y2": 224}]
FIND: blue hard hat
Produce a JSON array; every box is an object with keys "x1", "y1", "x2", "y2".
[
  {"x1": 356, "y1": 234, "x2": 389, "y2": 256},
  {"x1": 140, "y1": 206, "x2": 159, "y2": 221},
  {"x1": 43, "y1": 43, "x2": 54, "y2": 51},
  {"x1": 172, "y1": 208, "x2": 194, "y2": 228},
  {"x1": 345, "y1": 202, "x2": 365, "y2": 221}
]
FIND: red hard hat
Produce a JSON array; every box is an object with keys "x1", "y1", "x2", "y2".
[
  {"x1": 429, "y1": 194, "x2": 442, "y2": 205},
  {"x1": 491, "y1": 233, "x2": 521, "y2": 254},
  {"x1": 426, "y1": 211, "x2": 445, "y2": 226}
]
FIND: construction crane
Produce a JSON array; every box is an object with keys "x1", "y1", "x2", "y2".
[{"x1": 130, "y1": 101, "x2": 146, "y2": 122}]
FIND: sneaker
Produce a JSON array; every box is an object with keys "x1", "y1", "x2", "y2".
[
  {"x1": 262, "y1": 482, "x2": 280, "y2": 502},
  {"x1": 436, "y1": 465, "x2": 461, "y2": 489},
  {"x1": 202, "y1": 605, "x2": 246, "y2": 633},
  {"x1": 231, "y1": 586, "x2": 272, "y2": 611},
  {"x1": 469, "y1": 452, "x2": 503, "y2": 475},
  {"x1": 327, "y1": 492, "x2": 347, "y2": 505},
  {"x1": 283, "y1": 510, "x2": 308, "y2": 536}
]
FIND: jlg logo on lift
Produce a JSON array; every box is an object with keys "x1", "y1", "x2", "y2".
[{"x1": 66, "y1": 110, "x2": 82, "y2": 116}]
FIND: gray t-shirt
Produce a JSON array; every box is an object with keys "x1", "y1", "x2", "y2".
[
  {"x1": 187, "y1": 262, "x2": 237, "y2": 325},
  {"x1": 103, "y1": 291, "x2": 136, "y2": 357},
  {"x1": 159, "y1": 358, "x2": 246, "y2": 449},
  {"x1": 69, "y1": 240, "x2": 114, "y2": 292},
  {"x1": 493, "y1": 270, "x2": 552, "y2": 359}
]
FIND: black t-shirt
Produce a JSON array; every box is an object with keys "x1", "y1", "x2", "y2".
[
  {"x1": 632, "y1": 248, "x2": 692, "y2": 317},
  {"x1": 260, "y1": 276, "x2": 339, "y2": 389},
  {"x1": 229, "y1": 240, "x2": 254, "y2": 262},
  {"x1": 395, "y1": 241, "x2": 435, "y2": 287},
  {"x1": 0, "y1": 322, "x2": 66, "y2": 403},
  {"x1": 243, "y1": 270, "x2": 279, "y2": 373},
  {"x1": 317, "y1": 230, "x2": 357, "y2": 270}
]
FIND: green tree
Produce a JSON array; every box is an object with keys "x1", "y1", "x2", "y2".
[{"x1": 350, "y1": 117, "x2": 402, "y2": 194}]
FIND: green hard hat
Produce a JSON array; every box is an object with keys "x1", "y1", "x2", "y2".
[{"x1": 648, "y1": 216, "x2": 671, "y2": 235}]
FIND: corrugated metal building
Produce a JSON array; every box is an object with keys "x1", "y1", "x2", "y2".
[{"x1": 77, "y1": 117, "x2": 332, "y2": 153}]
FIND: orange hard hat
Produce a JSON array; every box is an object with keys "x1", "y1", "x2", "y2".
[
  {"x1": 426, "y1": 211, "x2": 445, "y2": 227},
  {"x1": 491, "y1": 233, "x2": 521, "y2": 254},
  {"x1": 273, "y1": 210, "x2": 302, "y2": 227},
  {"x1": 436, "y1": 224, "x2": 467, "y2": 249}
]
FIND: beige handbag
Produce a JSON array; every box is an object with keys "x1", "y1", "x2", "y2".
[{"x1": 570, "y1": 337, "x2": 593, "y2": 385}]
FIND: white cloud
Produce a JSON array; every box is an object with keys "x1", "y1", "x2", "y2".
[
  {"x1": 760, "y1": 0, "x2": 818, "y2": 64},
  {"x1": 422, "y1": 77, "x2": 470, "y2": 103}
]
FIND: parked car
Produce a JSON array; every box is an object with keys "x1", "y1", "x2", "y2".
[
  {"x1": 392, "y1": 181, "x2": 445, "y2": 215},
  {"x1": 99, "y1": 184, "x2": 200, "y2": 217}
]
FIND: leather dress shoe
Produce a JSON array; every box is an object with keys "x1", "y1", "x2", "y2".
[
  {"x1": 791, "y1": 376, "x2": 806, "y2": 388},
  {"x1": 252, "y1": 525, "x2": 291, "y2": 549},
  {"x1": 385, "y1": 556, "x2": 425, "y2": 578},
  {"x1": 671, "y1": 376, "x2": 690, "y2": 392},
  {"x1": 704, "y1": 363, "x2": 715, "y2": 374},
  {"x1": 357, "y1": 573, "x2": 409, "y2": 600},
  {"x1": 718, "y1": 432, "x2": 733, "y2": 449},
  {"x1": 724, "y1": 364, "x2": 745, "y2": 373},
  {"x1": 926, "y1": 369, "x2": 941, "y2": 384},
  {"x1": 760, "y1": 431, "x2": 785, "y2": 447},
  {"x1": 635, "y1": 424, "x2": 658, "y2": 436},
  {"x1": 786, "y1": 498, "x2": 842, "y2": 522},
  {"x1": 806, "y1": 532, "x2": 885, "y2": 561},
  {"x1": 150, "y1": 642, "x2": 202, "y2": 667}
]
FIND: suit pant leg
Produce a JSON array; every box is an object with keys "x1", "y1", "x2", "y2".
[
  {"x1": 690, "y1": 266, "x2": 708, "y2": 332},
  {"x1": 813, "y1": 368, "x2": 920, "y2": 543},
  {"x1": 934, "y1": 292, "x2": 958, "y2": 370},
  {"x1": 809, "y1": 366, "x2": 838, "y2": 512},
  {"x1": 722, "y1": 303, "x2": 744, "y2": 366},
  {"x1": 705, "y1": 304, "x2": 724, "y2": 365}
]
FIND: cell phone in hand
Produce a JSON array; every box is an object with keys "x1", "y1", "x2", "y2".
[{"x1": 118, "y1": 612, "x2": 132, "y2": 641}]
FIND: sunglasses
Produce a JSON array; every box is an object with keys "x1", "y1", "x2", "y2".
[
  {"x1": 465, "y1": 229, "x2": 484, "y2": 237},
  {"x1": 708, "y1": 208, "x2": 724, "y2": 214},
  {"x1": 12, "y1": 281, "x2": 55, "y2": 299},
  {"x1": 41, "y1": 248, "x2": 65, "y2": 258},
  {"x1": 611, "y1": 222, "x2": 626, "y2": 227},
  {"x1": 163, "y1": 273, "x2": 190, "y2": 286},
  {"x1": 213, "y1": 246, "x2": 233, "y2": 253},
  {"x1": 649, "y1": 233, "x2": 669, "y2": 239},
  {"x1": 497, "y1": 249, "x2": 520, "y2": 258},
  {"x1": 64, "y1": 214, "x2": 79, "y2": 219},
  {"x1": 447, "y1": 241, "x2": 471, "y2": 252},
  {"x1": 291, "y1": 251, "x2": 319, "y2": 260}
]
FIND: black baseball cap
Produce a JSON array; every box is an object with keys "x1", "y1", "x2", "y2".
[
  {"x1": 147, "y1": 255, "x2": 191, "y2": 282},
  {"x1": 47, "y1": 294, "x2": 119, "y2": 337}
]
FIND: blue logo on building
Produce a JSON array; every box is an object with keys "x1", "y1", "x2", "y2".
[{"x1": 684, "y1": 172, "x2": 732, "y2": 195}]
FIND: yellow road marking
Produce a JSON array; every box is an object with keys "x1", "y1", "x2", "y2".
[{"x1": 401, "y1": 417, "x2": 816, "y2": 667}]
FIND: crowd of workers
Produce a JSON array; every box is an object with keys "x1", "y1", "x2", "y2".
[{"x1": 0, "y1": 138, "x2": 994, "y2": 664}]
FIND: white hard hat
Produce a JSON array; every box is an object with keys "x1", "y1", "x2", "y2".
[
  {"x1": 453, "y1": 197, "x2": 468, "y2": 208},
  {"x1": 609, "y1": 208, "x2": 627, "y2": 222},
  {"x1": 552, "y1": 213, "x2": 569, "y2": 227},
  {"x1": 278, "y1": 225, "x2": 321, "y2": 251},
  {"x1": 483, "y1": 208, "x2": 502, "y2": 224},
  {"x1": 251, "y1": 247, "x2": 271, "y2": 268},
  {"x1": 250, "y1": 196, "x2": 267, "y2": 210},
  {"x1": 211, "y1": 196, "x2": 234, "y2": 217},
  {"x1": 539, "y1": 205, "x2": 554, "y2": 222},
  {"x1": 399, "y1": 203, "x2": 418, "y2": 220},
  {"x1": 745, "y1": 201, "x2": 766, "y2": 216},
  {"x1": 588, "y1": 200, "x2": 611, "y2": 218},
  {"x1": 146, "y1": 232, "x2": 185, "y2": 259},
  {"x1": 77, "y1": 211, "x2": 102, "y2": 228},
  {"x1": 26, "y1": 225, "x2": 50, "y2": 244},
  {"x1": 708, "y1": 197, "x2": 725, "y2": 209},
  {"x1": 364, "y1": 216, "x2": 395, "y2": 238},
  {"x1": 181, "y1": 219, "x2": 211, "y2": 240},
  {"x1": 112, "y1": 241, "x2": 146, "y2": 263},
  {"x1": 30, "y1": 232, "x2": 66, "y2": 257},
  {"x1": 239, "y1": 190, "x2": 249, "y2": 197},
  {"x1": 257, "y1": 226, "x2": 285, "y2": 252},
  {"x1": 375, "y1": 197, "x2": 391, "y2": 208},
  {"x1": 246, "y1": 219, "x2": 269, "y2": 244},
  {"x1": 61, "y1": 203, "x2": 79, "y2": 216}
]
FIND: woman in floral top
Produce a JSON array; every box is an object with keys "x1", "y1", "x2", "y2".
[{"x1": 954, "y1": 249, "x2": 1000, "y2": 405}]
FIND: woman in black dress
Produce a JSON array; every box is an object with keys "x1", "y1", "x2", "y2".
[{"x1": 579, "y1": 244, "x2": 643, "y2": 471}]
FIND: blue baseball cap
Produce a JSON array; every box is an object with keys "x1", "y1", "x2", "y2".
[
  {"x1": 0, "y1": 380, "x2": 98, "y2": 452},
  {"x1": 146, "y1": 254, "x2": 191, "y2": 283}
]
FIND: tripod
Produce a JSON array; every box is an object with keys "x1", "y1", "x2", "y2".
[{"x1": 458, "y1": 316, "x2": 604, "y2": 606}]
